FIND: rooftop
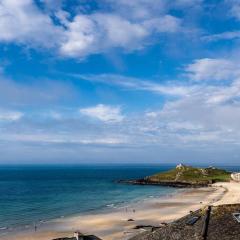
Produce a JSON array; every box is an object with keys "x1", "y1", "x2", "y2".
[{"x1": 130, "y1": 204, "x2": 240, "y2": 240}]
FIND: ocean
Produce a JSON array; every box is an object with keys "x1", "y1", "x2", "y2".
[{"x1": 0, "y1": 164, "x2": 239, "y2": 235}]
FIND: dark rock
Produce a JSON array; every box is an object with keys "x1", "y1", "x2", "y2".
[
  {"x1": 53, "y1": 235, "x2": 102, "y2": 240},
  {"x1": 118, "y1": 179, "x2": 209, "y2": 188},
  {"x1": 133, "y1": 225, "x2": 162, "y2": 232},
  {"x1": 52, "y1": 238, "x2": 76, "y2": 240},
  {"x1": 128, "y1": 218, "x2": 135, "y2": 222}
]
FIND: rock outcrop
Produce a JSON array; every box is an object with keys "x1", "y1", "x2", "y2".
[{"x1": 119, "y1": 165, "x2": 231, "y2": 188}]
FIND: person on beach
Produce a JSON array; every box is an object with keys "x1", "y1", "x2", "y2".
[{"x1": 34, "y1": 223, "x2": 37, "y2": 232}]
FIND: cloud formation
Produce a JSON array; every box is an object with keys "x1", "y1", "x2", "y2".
[
  {"x1": 202, "y1": 31, "x2": 240, "y2": 42},
  {"x1": 227, "y1": 0, "x2": 240, "y2": 20},
  {"x1": 60, "y1": 13, "x2": 149, "y2": 57},
  {"x1": 78, "y1": 74, "x2": 193, "y2": 96},
  {"x1": 80, "y1": 104, "x2": 124, "y2": 122},
  {"x1": 185, "y1": 58, "x2": 240, "y2": 82},
  {"x1": 1, "y1": 74, "x2": 240, "y2": 163},
  {"x1": 2, "y1": 59, "x2": 240, "y2": 149},
  {"x1": 0, "y1": 109, "x2": 23, "y2": 121},
  {"x1": 0, "y1": 0, "x2": 237, "y2": 60},
  {"x1": 1, "y1": 1, "x2": 240, "y2": 164},
  {"x1": 0, "y1": 76, "x2": 75, "y2": 107},
  {"x1": 0, "y1": 0, "x2": 62, "y2": 47},
  {"x1": 59, "y1": 11, "x2": 181, "y2": 57},
  {"x1": 0, "y1": 0, "x2": 184, "y2": 58}
]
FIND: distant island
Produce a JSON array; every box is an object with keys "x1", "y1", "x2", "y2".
[{"x1": 119, "y1": 164, "x2": 231, "y2": 188}]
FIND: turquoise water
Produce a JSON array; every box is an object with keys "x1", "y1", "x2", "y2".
[{"x1": 0, "y1": 164, "x2": 238, "y2": 234}]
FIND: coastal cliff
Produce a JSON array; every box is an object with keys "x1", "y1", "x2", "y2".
[{"x1": 119, "y1": 164, "x2": 231, "y2": 188}]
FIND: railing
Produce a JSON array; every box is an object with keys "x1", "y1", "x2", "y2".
[{"x1": 201, "y1": 206, "x2": 211, "y2": 240}]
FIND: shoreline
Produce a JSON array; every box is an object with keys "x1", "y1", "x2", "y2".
[
  {"x1": 0, "y1": 184, "x2": 229, "y2": 240},
  {"x1": 0, "y1": 188, "x2": 181, "y2": 237}
]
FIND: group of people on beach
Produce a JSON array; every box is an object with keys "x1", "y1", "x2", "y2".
[{"x1": 125, "y1": 207, "x2": 136, "y2": 213}]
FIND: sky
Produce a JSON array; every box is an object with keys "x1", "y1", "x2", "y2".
[{"x1": 1, "y1": 0, "x2": 240, "y2": 165}]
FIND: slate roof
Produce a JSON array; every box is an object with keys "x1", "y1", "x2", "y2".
[{"x1": 130, "y1": 204, "x2": 240, "y2": 240}]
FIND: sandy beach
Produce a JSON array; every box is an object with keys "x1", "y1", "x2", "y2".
[
  {"x1": 212, "y1": 182, "x2": 240, "y2": 205},
  {"x1": 2, "y1": 181, "x2": 239, "y2": 240}
]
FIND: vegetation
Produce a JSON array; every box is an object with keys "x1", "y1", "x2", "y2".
[{"x1": 145, "y1": 164, "x2": 231, "y2": 185}]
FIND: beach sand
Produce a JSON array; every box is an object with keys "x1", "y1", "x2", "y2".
[
  {"x1": 1, "y1": 182, "x2": 239, "y2": 240},
  {"x1": 213, "y1": 181, "x2": 240, "y2": 205}
]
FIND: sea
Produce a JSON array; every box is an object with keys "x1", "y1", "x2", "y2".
[{"x1": 0, "y1": 164, "x2": 239, "y2": 235}]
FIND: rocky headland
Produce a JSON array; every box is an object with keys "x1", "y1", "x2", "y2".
[{"x1": 119, "y1": 164, "x2": 231, "y2": 188}]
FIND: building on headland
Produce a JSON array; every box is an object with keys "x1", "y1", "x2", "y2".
[
  {"x1": 231, "y1": 172, "x2": 240, "y2": 182},
  {"x1": 176, "y1": 163, "x2": 184, "y2": 169}
]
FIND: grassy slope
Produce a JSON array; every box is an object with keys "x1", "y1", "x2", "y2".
[{"x1": 146, "y1": 166, "x2": 231, "y2": 184}]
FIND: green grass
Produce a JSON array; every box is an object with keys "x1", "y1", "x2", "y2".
[{"x1": 146, "y1": 165, "x2": 231, "y2": 184}]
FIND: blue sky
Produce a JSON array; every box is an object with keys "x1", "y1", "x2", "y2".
[{"x1": 1, "y1": 0, "x2": 240, "y2": 164}]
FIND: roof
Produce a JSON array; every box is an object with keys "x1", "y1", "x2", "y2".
[{"x1": 130, "y1": 204, "x2": 240, "y2": 240}]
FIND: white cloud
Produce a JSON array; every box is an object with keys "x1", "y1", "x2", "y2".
[
  {"x1": 145, "y1": 111, "x2": 159, "y2": 118},
  {"x1": 143, "y1": 15, "x2": 181, "y2": 33},
  {"x1": 0, "y1": 77, "x2": 75, "y2": 106},
  {"x1": 63, "y1": 66, "x2": 240, "y2": 149},
  {"x1": 185, "y1": 58, "x2": 240, "y2": 81},
  {"x1": 60, "y1": 14, "x2": 148, "y2": 57},
  {"x1": 77, "y1": 74, "x2": 193, "y2": 97},
  {"x1": 0, "y1": 0, "x2": 205, "y2": 61},
  {"x1": 105, "y1": 0, "x2": 202, "y2": 20},
  {"x1": 206, "y1": 79, "x2": 240, "y2": 104},
  {"x1": 60, "y1": 14, "x2": 97, "y2": 57},
  {"x1": 226, "y1": 0, "x2": 240, "y2": 20},
  {"x1": 202, "y1": 31, "x2": 240, "y2": 42},
  {"x1": 80, "y1": 104, "x2": 124, "y2": 122},
  {"x1": 105, "y1": 0, "x2": 167, "y2": 20},
  {"x1": 0, "y1": 133, "x2": 126, "y2": 145},
  {"x1": 95, "y1": 14, "x2": 148, "y2": 46},
  {"x1": 0, "y1": 0, "x2": 63, "y2": 47},
  {"x1": 0, "y1": 0, "x2": 183, "y2": 58},
  {"x1": 173, "y1": 0, "x2": 203, "y2": 7},
  {"x1": 2, "y1": 73, "x2": 240, "y2": 162},
  {"x1": 0, "y1": 109, "x2": 23, "y2": 121},
  {"x1": 167, "y1": 121, "x2": 203, "y2": 131},
  {"x1": 75, "y1": 78, "x2": 240, "y2": 147},
  {"x1": 60, "y1": 13, "x2": 181, "y2": 57},
  {"x1": 40, "y1": 0, "x2": 63, "y2": 11},
  {"x1": 137, "y1": 95, "x2": 240, "y2": 147}
]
